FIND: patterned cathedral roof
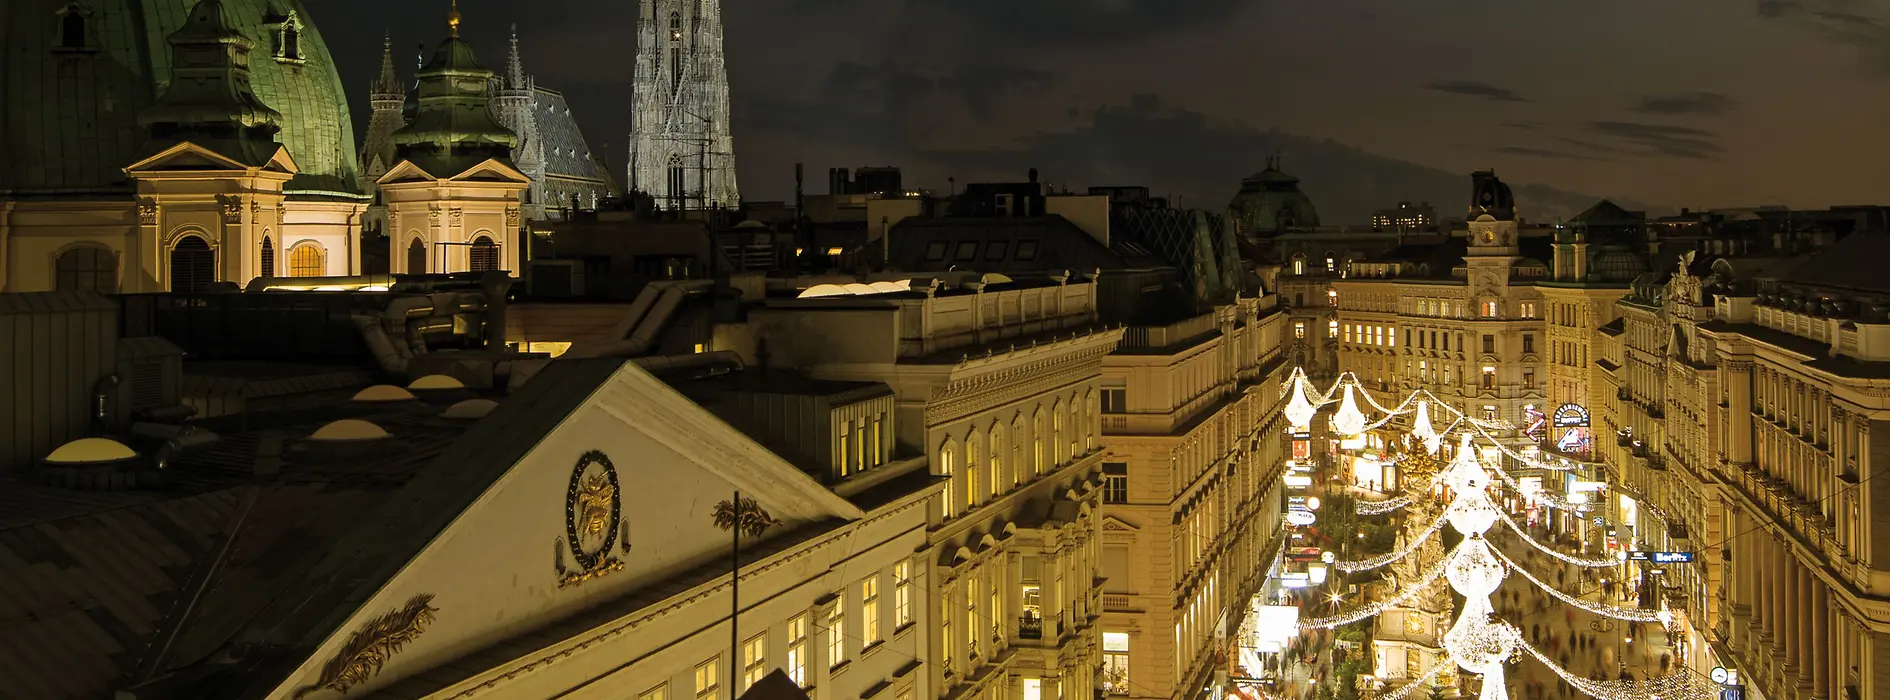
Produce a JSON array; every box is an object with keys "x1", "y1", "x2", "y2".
[{"x1": 1, "y1": 0, "x2": 363, "y2": 196}]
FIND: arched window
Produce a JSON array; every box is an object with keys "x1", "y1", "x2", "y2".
[
  {"x1": 407, "y1": 238, "x2": 427, "y2": 274},
  {"x1": 1290, "y1": 253, "x2": 1305, "y2": 276},
  {"x1": 1032, "y1": 409, "x2": 1046, "y2": 476},
  {"x1": 1051, "y1": 400, "x2": 1065, "y2": 466},
  {"x1": 169, "y1": 235, "x2": 214, "y2": 292},
  {"x1": 937, "y1": 442, "x2": 956, "y2": 521},
  {"x1": 288, "y1": 242, "x2": 325, "y2": 277},
  {"x1": 988, "y1": 424, "x2": 1005, "y2": 500},
  {"x1": 1068, "y1": 398, "x2": 1082, "y2": 458},
  {"x1": 964, "y1": 430, "x2": 982, "y2": 511},
  {"x1": 1011, "y1": 417, "x2": 1026, "y2": 487},
  {"x1": 55, "y1": 245, "x2": 116, "y2": 293},
  {"x1": 469, "y1": 235, "x2": 499, "y2": 272},
  {"x1": 259, "y1": 236, "x2": 275, "y2": 278},
  {"x1": 666, "y1": 154, "x2": 686, "y2": 206},
  {"x1": 59, "y1": 8, "x2": 87, "y2": 50}
]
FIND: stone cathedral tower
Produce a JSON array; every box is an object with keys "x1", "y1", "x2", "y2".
[{"x1": 629, "y1": 0, "x2": 739, "y2": 210}]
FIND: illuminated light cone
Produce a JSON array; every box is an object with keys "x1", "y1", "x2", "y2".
[
  {"x1": 1284, "y1": 376, "x2": 1317, "y2": 431},
  {"x1": 1331, "y1": 384, "x2": 1367, "y2": 438}
]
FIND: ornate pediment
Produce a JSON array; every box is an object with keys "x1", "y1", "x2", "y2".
[{"x1": 1100, "y1": 515, "x2": 1140, "y2": 532}]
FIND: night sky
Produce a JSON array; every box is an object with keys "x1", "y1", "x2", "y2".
[{"x1": 319, "y1": 0, "x2": 1890, "y2": 222}]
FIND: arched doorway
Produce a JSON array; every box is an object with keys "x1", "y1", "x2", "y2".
[
  {"x1": 259, "y1": 236, "x2": 276, "y2": 278},
  {"x1": 407, "y1": 238, "x2": 426, "y2": 274},
  {"x1": 55, "y1": 245, "x2": 117, "y2": 293},
  {"x1": 169, "y1": 236, "x2": 214, "y2": 292},
  {"x1": 469, "y1": 235, "x2": 499, "y2": 272}
]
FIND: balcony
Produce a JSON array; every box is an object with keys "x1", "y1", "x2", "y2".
[
  {"x1": 1019, "y1": 616, "x2": 1043, "y2": 640},
  {"x1": 1102, "y1": 593, "x2": 1132, "y2": 611}
]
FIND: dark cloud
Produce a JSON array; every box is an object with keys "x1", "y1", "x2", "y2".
[
  {"x1": 1633, "y1": 91, "x2": 1738, "y2": 115},
  {"x1": 938, "y1": 65, "x2": 1058, "y2": 120},
  {"x1": 919, "y1": 0, "x2": 1258, "y2": 45},
  {"x1": 1586, "y1": 121, "x2": 1723, "y2": 159},
  {"x1": 1423, "y1": 81, "x2": 1530, "y2": 102},
  {"x1": 1755, "y1": 0, "x2": 1890, "y2": 74},
  {"x1": 1758, "y1": 0, "x2": 1801, "y2": 17},
  {"x1": 914, "y1": 94, "x2": 1635, "y2": 222},
  {"x1": 1494, "y1": 146, "x2": 1605, "y2": 161}
]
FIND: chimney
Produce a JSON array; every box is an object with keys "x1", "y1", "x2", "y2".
[
  {"x1": 1028, "y1": 167, "x2": 1039, "y2": 184},
  {"x1": 830, "y1": 168, "x2": 850, "y2": 195}
]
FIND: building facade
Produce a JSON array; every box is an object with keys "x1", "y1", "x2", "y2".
[
  {"x1": 741, "y1": 276, "x2": 1125, "y2": 700},
  {"x1": 629, "y1": 0, "x2": 740, "y2": 209},
  {"x1": 1332, "y1": 172, "x2": 1548, "y2": 431},
  {"x1": 1096, "y1": 297, "x2": 1292, "y2": 700}
]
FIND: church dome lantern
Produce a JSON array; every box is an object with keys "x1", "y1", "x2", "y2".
[{"x1": 1227, "y1": 154, "x2": 1321, "y2": 236}]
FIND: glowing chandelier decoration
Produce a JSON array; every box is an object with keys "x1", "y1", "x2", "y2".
[
  {"x1": 1284, "y1": 375, "x2": 1317, "y2": 431},
  {"x1": 1411, "y1": 399, "x2": 1442, "y2": 455},
  {"x1": 1288, "y1": 379, "x2": 1717, "y2": 700},
  {"x1": 1330, "y1": 384, "x2": 1368, "y2": 438}
]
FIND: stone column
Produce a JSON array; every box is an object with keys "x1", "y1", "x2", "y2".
[
  {"x1": 1812, "y1": 579, "x2": 1830, "y2": 700},
  {"x1": 1724, "y1": 360, "x2": 1755, "y2": 465},
  {"x1": 1756, "y1": 533, "x2": 1774, "y2": 646},
  {"x1": 1775, "y1": 537, "x2": 1793, "y2": 671},
  {"x1": 1798, "y1": 564, "x2": 1814, "y2": 693}
]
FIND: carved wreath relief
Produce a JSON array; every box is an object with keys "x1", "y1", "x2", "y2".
[{"x1": 555, "y1": 450, "x2": 630, "y2": 588}]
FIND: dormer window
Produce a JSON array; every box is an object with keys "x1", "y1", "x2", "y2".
[
  {"x1": 54, "y1": 3, "x2": 94, "y2": 53},
  {"x1": 276, "y1": 13, "x2": 305, "y2": 63}
]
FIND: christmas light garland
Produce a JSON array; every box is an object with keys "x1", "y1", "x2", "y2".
[
  {"x1": 1373, "y1": 653, "x2": 1457, "y2": 700},
  {"x1": 1298, "y1": 547, "x2": 1457, "y2": 630},
  {"x1": 1516, "y1": 637, "x2": 1719, "y2": 700},
  {"x1": 1488, "y1": 545, "x2": 1669, "y2": 624},
  {"x1": 1332, "y1": 512, "x2": 1448, "y2": 572},
  {"x1": 1492, "y1": 508, "x2": 1619, "y2": 567},
  {"x1": 1356, "y1": 494, "x2": 1413, "y2": 515}
]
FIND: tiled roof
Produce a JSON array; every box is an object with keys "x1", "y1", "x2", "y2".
[
  {"x1": 533, "y1": 88, "x2": 604, "y2": 183},
  {"x1": 1, "y1": 0, "x2": 361, "y2": 195},
  {"x1": 1779, "y1": 233, "x2": 1890, "y2": 294}
]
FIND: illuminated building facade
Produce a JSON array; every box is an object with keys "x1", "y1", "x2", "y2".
[
  {"x1": 628, "y1": 0, "x2": 740, "y2": 210},
  {"x1": 1096, "y1": 296, "x2": 1292, "y2": 700},
  {"x1": 1371, "y1": 201, "x2": 1436, "y2": 232},
  {"x1": 1331, "y1": 172, "x2": 1549, "y2": 431}
]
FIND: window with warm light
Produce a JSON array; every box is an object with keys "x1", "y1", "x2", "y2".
[
  {"x1": 1327, "y1": 319, "x2": 1338, "y2": 338},
  {"x1": 989, "y1": 425, "x2": 1005, "y2": 499},
  {"x1": 862, "y1": 577, "x2": 881, "y2": 645},
  {"x1": 826, "y1": 599, "x2": 846, "y2": 667},
  {"x1": 938, "y1": 444, "x2": 956, "y2": 520},
  {"x1": 787, "y1": 615, "x2": 808, "y2": 686},
  {"x1": 1295, "y1": 321, "x2": 1307, "y2": 339},
  {"x1": 743, "y1": 634, "x2": 767, "y2": 688},
  {"x1": 826, "y1": 247, "x2": 844, "y2": 255},
  {"x1": 965, "y1": 432, "x2": 982, "y2": 510},
  {"x1": 640, "y1": 683, "x2": 668, "y2": 700},
  {"x1": 1482, "y1": 368, "x2": 1496, "y2": 389},
  {"x1": 288, "y1": 243, "x2": 325, "y2": 277},
  {"x1": 1327, "y1": 289, "x2": 1338, "y2": 306},
  {"x1": 1102, "y1": 632, "x2": 1130, "y2": 695},
  {"x1": 894, "y1": 562, "x2": 912, "y2": 628},
  {"x1": 694, "y1": 657, "x2": 720, "y2": 700}
]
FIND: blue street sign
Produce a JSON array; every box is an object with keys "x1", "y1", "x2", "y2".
[{"x1": 1627, "y1": 551, "x2": 1695, "y2": 564}]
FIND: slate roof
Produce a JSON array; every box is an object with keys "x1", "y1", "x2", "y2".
[
  {"x1": 1778, "y1": 233, "x2": 1890, "y2": 295},
  {"x1": 0, "y1": 359, "x2": 628, "y2": 699},
  {"x1": 534, "y1": 88, "x2": 605, "y2": 184},
  {"x1": 1, "y1": 0, "x2": 361, "y2": 196}
]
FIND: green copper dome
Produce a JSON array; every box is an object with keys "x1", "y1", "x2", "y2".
[
  {"x1": 1227, "y1": 159, "x2": 1320, "y2": 236},
  {"x1": 390, "y1": 35, "x2": 518, "y2": 176},
  {"x1": 0, "y1": 0, "x2": 362, "y2": 196}
]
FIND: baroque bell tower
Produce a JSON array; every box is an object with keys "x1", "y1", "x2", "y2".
[{"x1": 629, "y1": 0, "x2": 739, "y2": 210}]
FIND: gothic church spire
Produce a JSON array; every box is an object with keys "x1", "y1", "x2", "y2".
[{"x1": 372, "y1": 32, "x2": 403, "y2": 100}]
